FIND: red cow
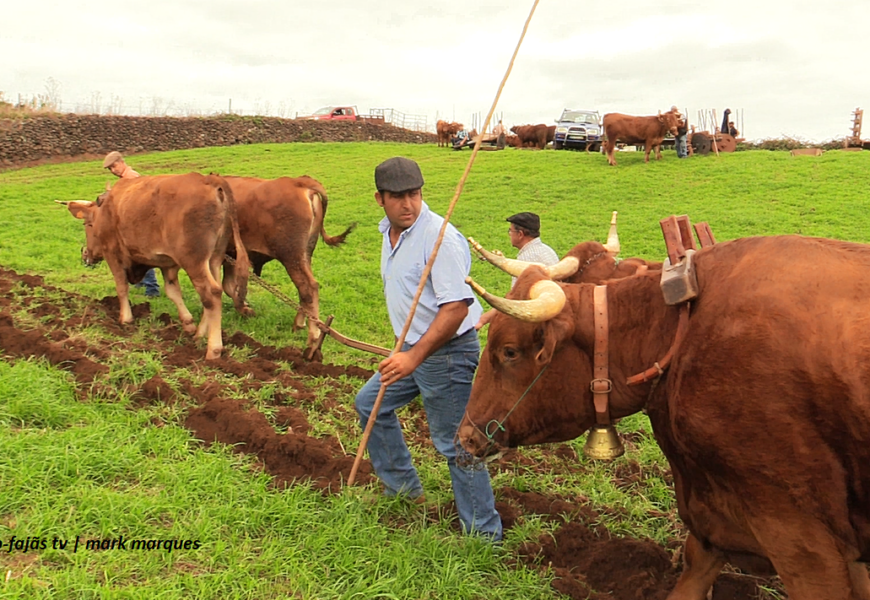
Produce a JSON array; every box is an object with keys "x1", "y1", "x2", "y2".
[
  {"x1": 221, "y1": 176, "x2": 354, "y2": 359},
  {"x1": 436, "y1": 120, "x2": 462, "y2": 148},
  {"x1": 64, "y1": 173, "x2": 250, "y2": 360},
  {"x1": 603, "y1": 109, "x2": 680, "y2": 166},
  {"x1": 510, "y1": 124, "x2": 549, "y2": 149},
  {"x1": 436, "y1": 120, "x2": 450, "y2": 147},
  {"x1": 459, "y1": 235, "x2": 870, "y2": 599}
]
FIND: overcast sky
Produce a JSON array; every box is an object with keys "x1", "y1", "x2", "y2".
[{"x1": 3, "y1": 0, "x2": 868, "y2": 142}]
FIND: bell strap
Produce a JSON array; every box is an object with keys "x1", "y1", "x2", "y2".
[{"x1": 590, "y1": 285, "x2": 612, "y2": 425}]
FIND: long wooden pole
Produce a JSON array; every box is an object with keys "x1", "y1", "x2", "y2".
[{"x1": 347, "y1": 0, "x2": 542, "y2": 486}]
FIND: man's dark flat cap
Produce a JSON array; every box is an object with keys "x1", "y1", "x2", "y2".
[
  {"x1": 507, "y1": 212, "x2": 541, "y2": 233},
  {"x1": 375, "y1": 157, "x2": 424, "y2": 193}
]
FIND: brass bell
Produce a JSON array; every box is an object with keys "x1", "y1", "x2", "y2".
[{"x1": 583, "y1": 424, "x2": 625, "y2": 460}]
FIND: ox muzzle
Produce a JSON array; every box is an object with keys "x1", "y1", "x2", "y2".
[
  {"x1": 454, "y1": 363, "x2": 551, "y2": 467},
  {"x1": 80, "y1": 246, "x2": 99, "y2": 268}
]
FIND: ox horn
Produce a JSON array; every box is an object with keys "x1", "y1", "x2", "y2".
[
  {"x1": 466, "y1": 276, "x2": 566, "y2": 322},
  {"x1": 54, "y1": 200, "x2": 70, "y2": 206},
  {"x1": 468, "y1": 237, "x2": 580, "y2": 280},
  {"x1": 603, "y1": 211, "x2": 620, "y2": 256},
  {"x1": 545, "y1": 256, "x2": 581, "y2": 280}
]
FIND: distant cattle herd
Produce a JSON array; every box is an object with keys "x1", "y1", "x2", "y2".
[{"x1": 437, "y1": 106, "x2": 685, "y2": 161}]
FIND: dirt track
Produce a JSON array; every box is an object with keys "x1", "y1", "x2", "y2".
[{"x1": 0, "y1": 265, "x2": 783, "y2": 599}]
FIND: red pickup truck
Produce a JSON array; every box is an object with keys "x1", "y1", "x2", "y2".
[
  {"x1": 303, "y1": 106, "x2": 359, "y2": 121},
  {"x1": 299, "y1": 106, "x2": 385, "y2": 124}
]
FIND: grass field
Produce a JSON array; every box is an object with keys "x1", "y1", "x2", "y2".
[{"x1": 0, "y1": 143, "x2": 868, "y2": 599}]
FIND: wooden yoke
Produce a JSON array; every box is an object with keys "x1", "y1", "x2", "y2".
[
  {"x1": 676, "y1": 215, "x2": 697, "y2": 252},
  {"x1": 694, "y1": 222, "x2": 717, "y2": 249},
  {"x1": 660, "y1": 216, "x2": 687, "y2": 265},
  {"x1": 660, "y1": 215, "x2": 699, "y2": 306}
]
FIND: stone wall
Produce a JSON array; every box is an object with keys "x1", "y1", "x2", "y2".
[{"x1": 0, "y1": 114, "x2": 437, "y2": 166}]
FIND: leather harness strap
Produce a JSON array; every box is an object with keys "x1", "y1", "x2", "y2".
[
  {"x1": 592, "y1": 284, "x2": 692, "y2": 413},
  {"x1": 591, "y1": 285, "x2": 612, "y2": 425}
]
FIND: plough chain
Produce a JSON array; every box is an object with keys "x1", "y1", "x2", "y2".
[{"x1": 223, "y1": 254, "x2": 390, "y2": 358}]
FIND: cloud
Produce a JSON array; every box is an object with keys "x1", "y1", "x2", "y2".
[{"x1": 2, "y1": 0, "x2": 868, "y2": 141}]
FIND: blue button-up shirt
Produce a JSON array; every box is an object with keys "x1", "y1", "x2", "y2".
[{"x1": 379, "y1": 202, "x2": 482, "y2": 345}]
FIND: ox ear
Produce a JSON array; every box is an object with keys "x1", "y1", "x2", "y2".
[
  {"x1": 534, "y1": 312, "x2": 575, "y2": 365},
  {"x1": 66, "y1": 201, "x2": 95, "y2": 220}
]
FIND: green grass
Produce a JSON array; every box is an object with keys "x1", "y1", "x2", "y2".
[
  {"x1": 0, "y1": 359, "x2": 554, "y2": 599},
  {"x1": 1, "y1": 143, "x2": 869, "y2": 598},
  {"x1": 5, "y1": 143, "x2": 870, "y2": 362}
]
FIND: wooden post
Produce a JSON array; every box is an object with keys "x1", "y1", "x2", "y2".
[{"x1": 711, "y1": 109, "x2": 720, "y2": 156}]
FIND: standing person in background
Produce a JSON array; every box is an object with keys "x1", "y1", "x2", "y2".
[
  {"x1": 475, "y1": 211, "x2": 559, "y2": 330},
  {"x1": 720, "y1": 108, "x2": 732, "y2": 136},
  {"x1": 103, "y1": 151, "x2": 160, "y2": 298},
  {"x1": 493, "y1": 120, "x2": 507, "y2": 149},
  {"x1": 354, "y1": 156, "x2": 502, "y2": 542},
  {"x1": 675, "y1": 116, "x2": 689, "y2": 158}
]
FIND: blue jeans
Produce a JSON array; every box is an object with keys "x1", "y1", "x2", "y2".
[
  {"x1": 134, "y1": 269, "x2": 160, "y2": 296},
  {"x1": 355, "y1": 330, "x2": 502, "y2": 541},
  {"x1": 676, "y1": 134, "x2": 688, "y2": 158}
]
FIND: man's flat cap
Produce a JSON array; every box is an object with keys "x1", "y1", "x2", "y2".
[
  {"x1": 507, "y1": 212, "x2": 541, "y2": 233},
  {"x1": 103, "y1": 151, "x2": 123, "y2": 168},
  {"x1": 375, "y1": 157, "x2": 424, "y2": 193}
]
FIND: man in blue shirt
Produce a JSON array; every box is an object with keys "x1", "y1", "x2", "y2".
[{"x1": 354, "y1": 157, "x2": 502, "y2": 542}]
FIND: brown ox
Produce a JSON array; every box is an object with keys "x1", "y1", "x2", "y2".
[
  {"x1": 603, "y1": 109, "x2": 680, "y2": 166},
  {"x1": 220, "y1": 176, "x2": 354, "y2": 357},
  {"x1": 471, "y1": 212, "x2": 661, "y2": 286},
  {"x1": 64, "y1": 173, "x2": 249, "y2": 360},
  {"x1": 459, "y1": 235, "x2": 870, "y2": 599},
  {"x1": 504, "y1": 134, "x2": 523, "y2": 148},
  {"x1": 510, "y1": 124, "x2": 549, "y2": 149},
  {"x1": 560, "y1": 241, "x2": 661, "y2": 284},
  {"x1": 557, "y1": 212, "x2": 661, "y2": 285},
  {"x1": 436, "y1": 120, "x2": 462, "y2": 148}
]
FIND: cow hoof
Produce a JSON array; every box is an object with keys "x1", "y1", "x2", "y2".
[
  {"x1": 182, "y1": 321, "x2": 197, "y2": 334},
  {"x1": 205, "y1": 349, "x2": 222, "y2": 361},
  {"x1": 240, "y1": 307, "x2": 256, "y2": 317}
]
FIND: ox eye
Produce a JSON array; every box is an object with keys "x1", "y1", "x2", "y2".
[{"x1": 502, "y1": 347, "x2": 519, "y2": 361}]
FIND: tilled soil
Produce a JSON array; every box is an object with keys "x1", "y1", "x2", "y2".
[{"x1": 0, "y1": 265, "x2": 784, "y2": 599}]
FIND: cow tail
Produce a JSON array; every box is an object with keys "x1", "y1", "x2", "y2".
[
  {"x1": 310, "y1": 182, "x2": 357, "y2": 246},
  {"x1": 219, "y1": 180, "x2": 249, "y2": 308}
]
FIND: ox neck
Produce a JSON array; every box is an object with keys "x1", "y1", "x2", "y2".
[{"x1": 573, "y1": 275, "x2": 682, "y2": 418}]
